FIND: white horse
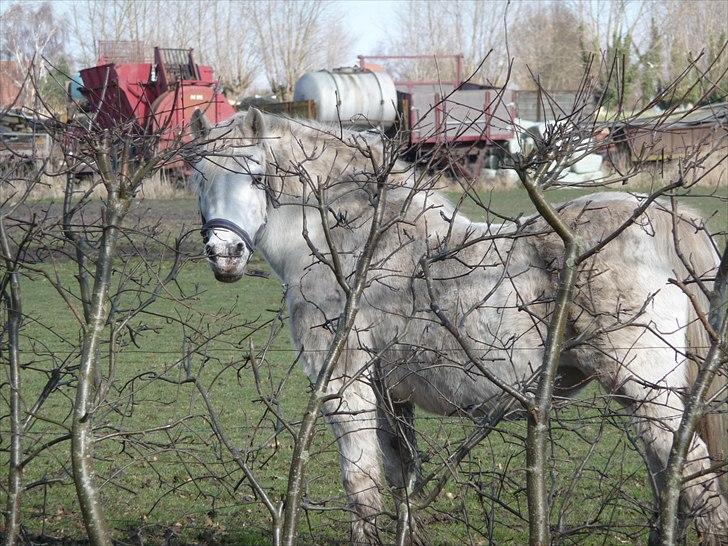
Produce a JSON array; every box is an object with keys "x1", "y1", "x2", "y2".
[{"x1": 191, "y1": 108, "x2": 727, "y2": 545}]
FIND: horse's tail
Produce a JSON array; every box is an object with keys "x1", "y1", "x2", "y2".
[
  {"x1": 661, "y1": 204, "x2": 728, "y2": 493},
  {"x1": 687, "y1": 304, "x2": 728, "y2": 494}
]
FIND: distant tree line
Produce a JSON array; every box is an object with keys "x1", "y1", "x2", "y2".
[
  {"x1": 0, "y1": 0, "x2": 726, "y2": 111},
  {"x1": 387, "y1": 0, "x2": 728, "y2": 109},
  {"x1": 0, "y1": 0, "x2": 352, "y2": 106}
]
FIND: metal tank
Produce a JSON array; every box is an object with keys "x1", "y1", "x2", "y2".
[{"x1": 293, "y1": 67, "x2": 398, "y2": 130}]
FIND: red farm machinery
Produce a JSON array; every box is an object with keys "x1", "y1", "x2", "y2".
[{"x1": 77, "y1": 41, "x2": 236, "y2": 175}]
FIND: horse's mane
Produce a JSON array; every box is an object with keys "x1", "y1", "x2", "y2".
[
  {"x1": 195, "y1": 111, "x2": 463, "y2": 227},
  {"x1": 263, "y1": 112, "x2": 392, "y2": 174},
  {"x1": 196, "y1": 111, "x2": 385, "y2": 179}
]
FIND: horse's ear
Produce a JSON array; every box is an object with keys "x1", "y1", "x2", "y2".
[
  {"x1": 191, "y1": 109, "x2": 211, "y2": 140},
  {"x1": 242, "y1": 108, "x2": 267, "y2": 140}
]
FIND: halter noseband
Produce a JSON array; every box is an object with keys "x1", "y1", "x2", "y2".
[{"x1": 201, "y1": 216, "x2": 256, "y2": 253}]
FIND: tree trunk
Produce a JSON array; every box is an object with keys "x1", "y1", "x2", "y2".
[{"x1": 70, "y1": 197, "x2": 128, "y2": 546}]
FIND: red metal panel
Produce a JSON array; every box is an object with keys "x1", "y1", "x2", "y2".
[
  {"x1": 78, "y1": 42, "x2": 236, "y2": 175},
  {"x1": 153, "y1": 83, "x2": 235, "y2": 154},
  {"x1": 404, "y1": 87, "x2": 515, "y2": 145},
  {"x1": 197, "y1": 66, "x2": 216, "y2": 83},
  {"x1": 80, "y1": 63, "x2": 154, "y2": 129}
]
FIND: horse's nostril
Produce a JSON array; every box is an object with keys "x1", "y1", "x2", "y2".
[
  {"x1": 236, "y1": 242, "x2": 245, "y2": 255},
  {"x1": 205, "y1": 244, "x2": 217, "y2": 262}
]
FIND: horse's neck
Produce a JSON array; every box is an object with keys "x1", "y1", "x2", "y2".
[{"x1": 256, "y1": 193, "x2": 508, "y2": 285}]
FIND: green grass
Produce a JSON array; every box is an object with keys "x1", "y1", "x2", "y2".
[
  {"x1": 2, "y1": 186, "x2": 726, "y2": 545},
  {"x1": 450, "y1": 185, "x2": 727, "y2": 228}
]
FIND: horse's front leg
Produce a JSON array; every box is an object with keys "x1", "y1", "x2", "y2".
[
  {"x1": 376, "y1": 400, "x2": 428, "y2": 546},
  {"x1": 322, "y1": 373, "x2": 385, "y2": 545}
]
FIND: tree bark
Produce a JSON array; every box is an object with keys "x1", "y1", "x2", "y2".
[
  {"x1": 1, "y1": 218, "x2": 24, "y2": 546},
  {"x1": 519, "y1": 172, "x2": 582, "y2": 546},
  {"x1": 70, "y1": 194, "x2": 128, "y2": 546}
]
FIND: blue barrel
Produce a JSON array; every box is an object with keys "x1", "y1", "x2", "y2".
[{"x1": 68, "y1": 72, "x2": 86, "y2": 102}]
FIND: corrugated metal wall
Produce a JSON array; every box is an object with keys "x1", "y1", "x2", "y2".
[{"x1": 515, "y1": 90, "x2": 586, "y2": 122}]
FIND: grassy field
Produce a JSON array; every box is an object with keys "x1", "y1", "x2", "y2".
[{"x1": 3, "y1": 186, "x2": 726, "y2": 545}]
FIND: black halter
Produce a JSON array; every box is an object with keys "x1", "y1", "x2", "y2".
[{"x1": 200, "y1": 215, "x2": 256, "y2": 253}]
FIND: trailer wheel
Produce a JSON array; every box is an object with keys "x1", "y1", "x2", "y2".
[
  {"x1": 453, "y1": 144, "x2": 509, "y2": 181},
  {"x1": 446, "y1": 145, "x2": 487, "y2": 181}
]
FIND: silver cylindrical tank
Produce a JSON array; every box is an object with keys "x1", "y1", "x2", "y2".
[{"x1": 293, "y1": 67, "x2": 398, "y2": 130}]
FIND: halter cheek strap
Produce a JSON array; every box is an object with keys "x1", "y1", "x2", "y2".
[{"x1": 201, "y1": 216, "x2": 256, "y2": 253}]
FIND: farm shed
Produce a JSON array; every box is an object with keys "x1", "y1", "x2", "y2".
[
  {"x1": 514, "y1": 89, "x2": 591, "y2": 122},
  {"x1": 614, "y1": 102, "x2": 728, "y2": 161}
]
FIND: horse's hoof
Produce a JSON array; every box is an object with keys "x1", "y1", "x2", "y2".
[
  {"x1": 351, "y1": 518, "x2": 381, "y2": 545},
  {"x1": 396, "y1": 513, "x2": 429, "y2": 546}
]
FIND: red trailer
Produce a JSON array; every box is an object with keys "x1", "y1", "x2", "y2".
[
  {"x1": 79, "y1": 42, "x2": 236, "y2": 172},
  {"x1": 358, "y1": 54, "x2": 516, "y2": 173}
]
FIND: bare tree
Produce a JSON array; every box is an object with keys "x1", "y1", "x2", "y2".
[
  {"x1": 250, "y1": 0, "x2": 353, "y2": 100},
  {"x1": 574, "y1": 0, "x2": 649, "y2": 108},
  {"x1": 0, "y1": 2, "x2": 68, "y2": 110},
  {"x1": 388, "y1": 0, "x2": 513, "y2": 85},
  {"x1": 652, "y1": 0, "x2": 728, "y2": 105},
  {"x1": 69, "y1": 0, "x2": 262, "y2": 99},
  {"x1": 0, "y1": 188, "x2": 34, "y2": 546},
  {"x1": 510, "y1": 1, "x2": 593, "y2": 90},
  {"x1": 206, "y1": 1, "x2": 262, "y2": 99},
  {"x1": 0, "y1": 65, "x2": 207, "y2": 545},
  {"x1": 70, "y1": 0, "x2": 158, "y2": 64}
]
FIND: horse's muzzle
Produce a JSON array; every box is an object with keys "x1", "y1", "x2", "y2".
[
  {"x1": 212, "y1": 269, "x2": 245, "y2": 283},
  {"x1": 201, "y1": 216, "x2": 255, "y2": 283},
  {"x1": 204, "y1": 239, "x2": 249, "y2": 283}
]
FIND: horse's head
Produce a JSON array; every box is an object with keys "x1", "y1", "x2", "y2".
[{"x1": 190, "y1": 108, "x2": 271, "y2": 283}]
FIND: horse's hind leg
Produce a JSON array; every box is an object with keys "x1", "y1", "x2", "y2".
[
  {"x1": 322, "y1": 374, "x2": 386, "y2": 545},
  {"x1": 376, "y1": 399, "x2": 428, "y2": 546},
  {"x1": 582, "y1": 329, "x2": 728, "y2": 543},
  {"x1": 617, "y1": 374, "x2": 726, "y2": 543}
]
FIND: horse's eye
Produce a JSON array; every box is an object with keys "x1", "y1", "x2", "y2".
[{"x1": 252, "y1": 174, "x2": 263, "y2": 186}]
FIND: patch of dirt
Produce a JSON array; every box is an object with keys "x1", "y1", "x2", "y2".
[{"x1": 7, "y1": 198, "x2": 204, "y2": 261}]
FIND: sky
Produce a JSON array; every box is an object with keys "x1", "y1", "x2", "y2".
[
  {"x1": 337, "y1": 0, "x2": 398, "y2": 60},
  {"x1": 1, "y1": 0, "x2": 399, "y2": 65}
]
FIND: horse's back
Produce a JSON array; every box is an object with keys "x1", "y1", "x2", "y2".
[
  {"x1": 528, "y1": 192, "x2": 717, "y2": 389},
  {"x1": 376, "y1": 191, "x2": 717, "y2": 414}
]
